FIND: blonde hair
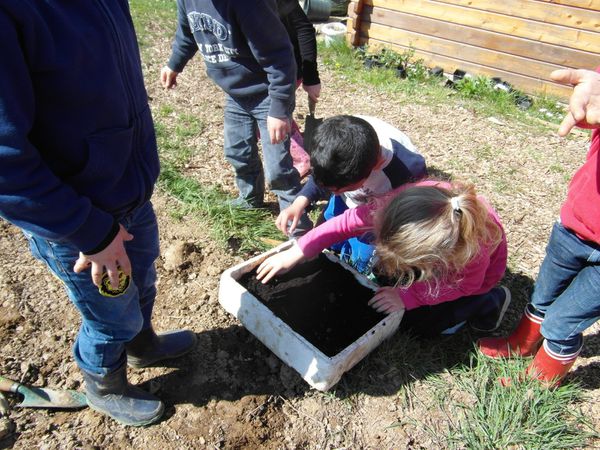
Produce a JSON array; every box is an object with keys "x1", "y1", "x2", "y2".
[{"x1": 374, "y1": 182, "x2": 503, "y2": 288}]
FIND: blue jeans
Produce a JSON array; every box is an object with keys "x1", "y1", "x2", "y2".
[
  {"x1": 399, "y1": 290, "x2": 500, "y2": 337},
  {"x1": 25, "y1": 202, "x2": 159, "y2": 375},
  {"x1": 324, "y1": 195, "x2": 376, "y2": 273},
  {"x1": 224, "y1": 93, "x2": 300, "y2": 209},
  {"x1": 529, "y1": 222, "x2": 600, "y2": 356}
]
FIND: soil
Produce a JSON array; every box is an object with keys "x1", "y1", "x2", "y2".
[
  {"x1": 0, "y1": 16, "x2": 599, "y2": 450},
  {"x1": 239, "y1": 254, "x2": 385, "y2": 357}
]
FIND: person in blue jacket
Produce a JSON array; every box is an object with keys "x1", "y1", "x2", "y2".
[
  {"x1": 160, "y1": 0, "x2": 312, "y2": 234},
  {"x1": 0, "y1": 1, "x2": 196, "y2": 426}
]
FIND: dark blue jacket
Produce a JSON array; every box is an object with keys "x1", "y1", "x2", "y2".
[
  {"x1": 0, "y1": 1, "x2": 159, "y2": 254},
  {"x1": 168, "y1": 0, "x2": 296, "y2": 119}
]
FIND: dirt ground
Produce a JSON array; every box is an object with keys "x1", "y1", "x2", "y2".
[{"x1": 1, "y1": 24, "x2": 600, "y2": 450}]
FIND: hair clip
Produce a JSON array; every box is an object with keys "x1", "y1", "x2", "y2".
[{"x1": 450, "y1": 197, "x2": 461, "y2": 213}]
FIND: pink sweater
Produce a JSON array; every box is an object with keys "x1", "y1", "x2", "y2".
[{"x1": 297, "y1": 181, "x2": 508, "y2": 310}]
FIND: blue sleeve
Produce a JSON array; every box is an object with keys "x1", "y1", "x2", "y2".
[
  {"x1": 167, "y1": 0, "x2": 199, "y2": 73},
  {"x1": 299, "y1": 175, "x2": 330, "y2": 202},
  {"x1": 382, "y1": 139, "x2": 427, "y2": 187},
  {"x1": 0, "y1": 10, "x2": 115, "y2": 253},
  {"x1": 236, "y1": 0, "x2": 296, "y2": 118}
]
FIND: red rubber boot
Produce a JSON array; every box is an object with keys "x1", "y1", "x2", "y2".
[
  {"x1": 478, "y1": 308, "x2": 543, "y2": 358},
  {"x1": 525, "y1": 341, "x2": 578, "y2": 387}
]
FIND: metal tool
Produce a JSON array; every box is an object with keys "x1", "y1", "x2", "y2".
[
  {"x1": 0, "y1": 376, "x2": 87, "y2": 409},
  {"x1": 303, "y1": 96, "x2": 323, "y2": 155}
]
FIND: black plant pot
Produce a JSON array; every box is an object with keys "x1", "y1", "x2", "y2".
[
  {"x1": 453, "y1": 69, "x2": 467, "y2": 82},
  {"x1": 429, "y1": 66, "x2": 444, "y2": 78},
  {"x1": 363, "y1": 57, "x2": 383, "y2": 70},
  {"x1": 515, "y1": 95, "x2": 533, "y2": 111},
  {"x1": 395, "y1": 66, "x2": 407, "y2": 79}
]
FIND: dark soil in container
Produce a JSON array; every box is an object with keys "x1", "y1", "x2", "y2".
[{"x1": 238, "y1": 253, "x2": 387, "y2": 357}]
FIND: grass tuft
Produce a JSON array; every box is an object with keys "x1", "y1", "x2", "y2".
[
  {"x1": 318, "y1": 42, "x2": 566, "y2": 130},
  {"x1": 158, "y1": 162, "x2": 283, "y2": 253},
  {"x1": 444, "y1": 351, "x2": 597, "y2": 449}
]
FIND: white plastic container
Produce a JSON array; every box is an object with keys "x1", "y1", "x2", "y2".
[
  {"x1": 218, "y1": 241, "x2": 403, "y2": 391},
  {"x1": 321, "y1": 22, "x2": 347, "y2": 47}
]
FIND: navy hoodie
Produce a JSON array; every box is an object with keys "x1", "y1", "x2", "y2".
[
  {"x1": 0, "y1": 1, "x2": 159, "y2": 254},
  {"x1": 168, "y1": 0, "x2": 296, "y2": 119}
]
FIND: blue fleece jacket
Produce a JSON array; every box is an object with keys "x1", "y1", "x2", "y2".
[
  {"x1": 0, "y1": 1, "x2": 159, "y2": 254},
  {"x1": 167, "y1": 0, "x2": 296, "y2": 119}
]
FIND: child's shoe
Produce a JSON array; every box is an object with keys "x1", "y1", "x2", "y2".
[
  {"x1": 441, "y1": 321, "x2": 467, "y2": 335},
  {"x1": 525, "y1": 340, "x2": 579, "y2": 387},
  {"x1": 469, "y1": 286, "x2": 512, "y2": 332},
  {"x1": 83, "y1": 363, "x2": 164, "y2": 426},
  {"x1": 126, "y1": 327, "x2": 197, "y2": 369},
  {"x1": 478, "y1": 306, "x2": 543, "y2": 358},
  {"x1": 501, "y1": 340, "x2": 580, "y2": 387},
  {"x1": 225, "y1": 196, "x2": 264, "y2": 210}
]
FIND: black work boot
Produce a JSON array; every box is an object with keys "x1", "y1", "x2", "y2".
[
  {"x1": 126, "y1": 327, "x2": 197, "y2": 369},
  {"x1": 83, "y1": 363, "x2": 164, "y2": 426}
]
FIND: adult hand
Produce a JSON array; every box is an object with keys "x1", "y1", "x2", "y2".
[
  {"x1": 368, "y1": 286, "x2": 406, "y2": 314},
  {"x1": 302, "y1": 83, "x2": 321, "y2": 103},
  {"x1": 256, "y1": 242, "x2": 305, "y2": 284},
  {"x1": 550, "y1": 68, "x2": 600, "y2": 136},
  {"x1": 73, "y1": 225, "x2": 133, "y2": 288},
  {"x1": 267, "y1": 115, "x2": 291, "y2": 144},
  {"x1": 276, "y1": 196, "x2": 310, "y2": 235},
  {"x1": 160, "y1": 66, "x2": 179, "y2": 89}
]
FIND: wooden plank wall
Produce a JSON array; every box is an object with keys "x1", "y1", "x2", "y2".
[{"x1": 347, "y1": 0, "x2": 600, "y2": 98}]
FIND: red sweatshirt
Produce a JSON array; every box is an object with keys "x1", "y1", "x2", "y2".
[{"x1": 560, "y1": 128, "x2": 600, "y2": 245}]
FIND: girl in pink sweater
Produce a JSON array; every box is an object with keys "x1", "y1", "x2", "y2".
[{"x1": 257, "y1": 180, "x2": 510, "y2": 336}]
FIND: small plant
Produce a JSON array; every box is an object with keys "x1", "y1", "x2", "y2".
[
  {"x1": 355, "y1": 46, "x2": 429, "y2": 83},
  {"x1": 454, "y1": 76, "x2": 496, "y2": 99}
]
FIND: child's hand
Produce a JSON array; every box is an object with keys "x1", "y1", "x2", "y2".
[
  {"x1": 160, "y1": 66, "x2": 179, "y2": 89},
  {"x1": 256, "y1": 242, "x2": 305, "y2": 284},
  {"x1": 302, "y1": 83, "x2": 321, "y2": 103},
  {"x1": 276, "y1": 196, "x2": 310, "y2": 235},
  {"x1": 73, "y1": 224, "x2": 133, "y2": 288},
  {"x1": 550, "y1": 68, "x2": 600, "y2": 136},
  {"x1": 267, "y1": 116, "x2": 291, "y2": 144},
  {"x1": 368, "y1": 287, "x2": 406, "y2": 314}
]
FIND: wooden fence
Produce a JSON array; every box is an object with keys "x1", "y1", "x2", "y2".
[{"x1": 347, "y1": 0, "x2": 600, "y2": 98}]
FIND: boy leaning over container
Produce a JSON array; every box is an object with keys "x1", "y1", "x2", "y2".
[{"x1": 277, "y1": 115, "x2": 427, "y2": 273}]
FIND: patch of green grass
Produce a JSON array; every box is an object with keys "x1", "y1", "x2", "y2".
[
  {"x1": 444, "y1": 352, "x2": 597, "y2": 449},
  {"x1": 319, "y1": 42, "x2": 568, "y2": 130},
  {"x1": 129, "y1": 0, "x2": 176, "y2": 45},
  {"x1": 155, "y1": 114, "x2": 205, "y2": 166},
  {"x1": 158, "y1": 162, "x2": 283, "y2": 252},
  {"x1": 319, "y1": 41, "x2": 449, "y2": 103},
  {"x1": 474, "y1": 144, "x2": 495, "y2": 161},
  {"x1": 158, "y1": 104, "x2": 175, "y2": 117},
  {"x1": 531, "y1": 96, "x2": 566, "y2": 125},
  {"x1": 175, "y1": 113, "x2": 204, "y2": 138}
]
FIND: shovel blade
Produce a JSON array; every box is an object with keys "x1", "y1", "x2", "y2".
[
  {"x1": 16, "y1": 385, "x2": 87, "y2": 409},
  {"x1": 303, "y1": 115, "x2": 323, "y2": 155},
  {"x1": 303, "y1": 96, "x2": 323, "y2": 155}
]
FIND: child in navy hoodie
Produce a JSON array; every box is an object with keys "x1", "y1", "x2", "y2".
[
  {"x1": 0, "y1": 1, "x2": 196, "y2": 427},
  {"x1": 161, "y1": 0, "x2": 311, "y2": 233}
]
